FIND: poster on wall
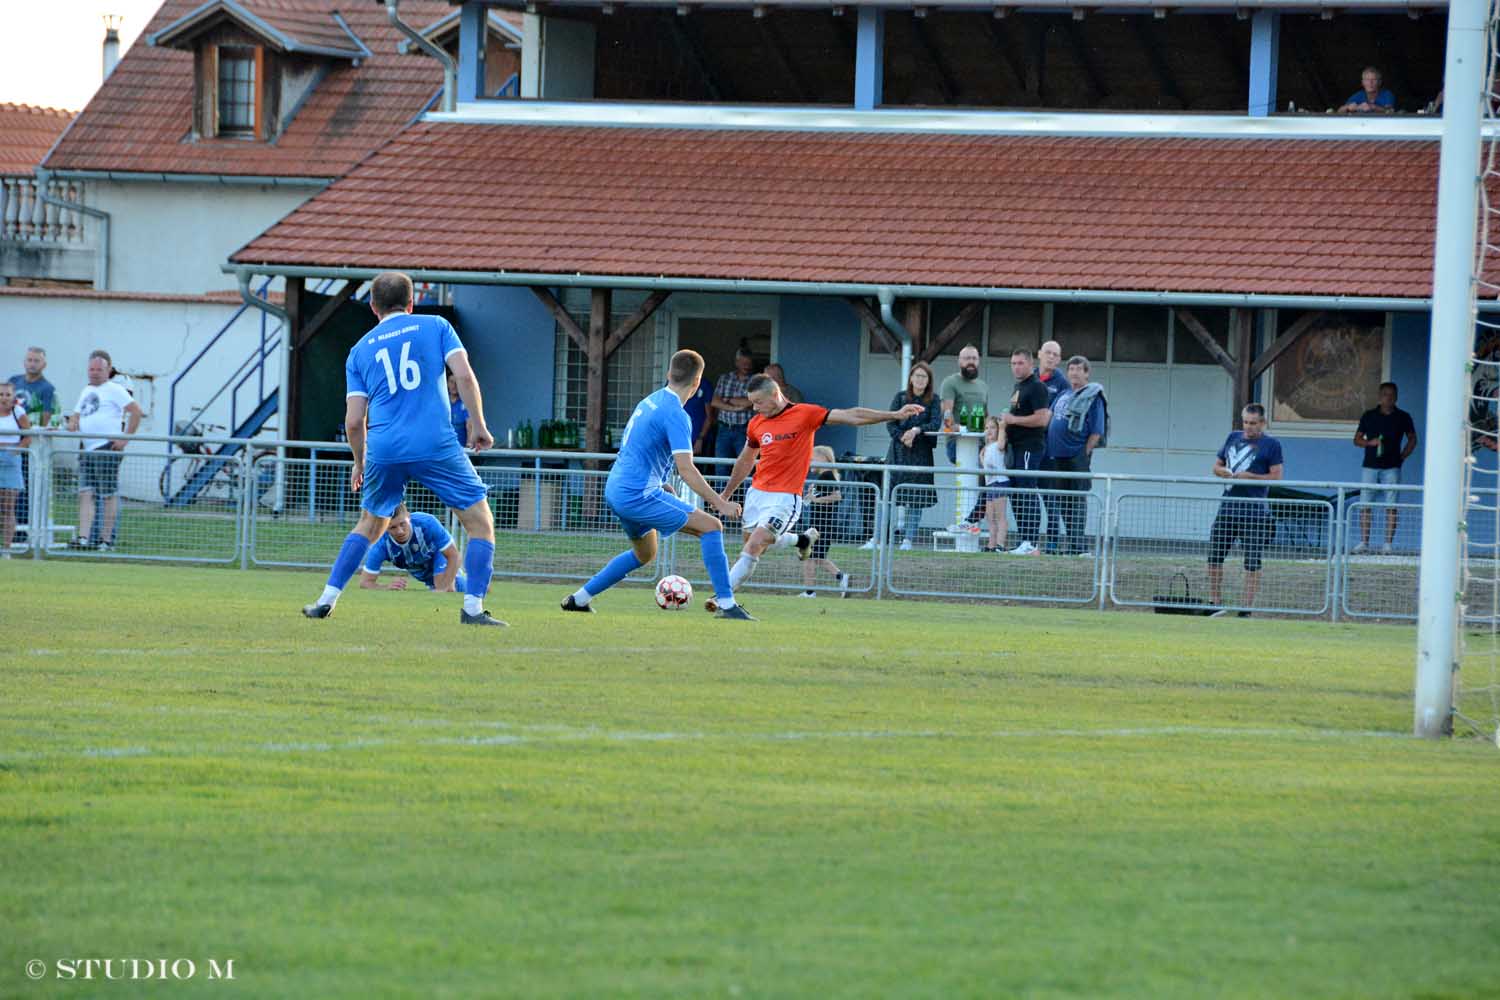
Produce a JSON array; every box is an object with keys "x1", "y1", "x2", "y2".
[
  {"x1": 1271, "y1": 313, "x2": 1387, "y2": 426},
  {"x1": 1470, "y1": 330, "x2": 1500, "y2": 451}
]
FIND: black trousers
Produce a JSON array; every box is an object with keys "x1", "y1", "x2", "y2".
[
  {"x1": 1006, "y1": 442, "x2": 1046, "y2": 545},
  {"x1": 1048, "y1": 452, "x2": 1092, "y2": 554}
]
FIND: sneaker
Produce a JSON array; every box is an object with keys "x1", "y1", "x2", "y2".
[
  {"x1": 1380, "y1": 543, "x2": 1393, "y2": 555},
  {"x1": 302, "y1": 603, "x2": 334, "y2": 619},
  {"x1": 837, "y1": 572, "x2": 850, "y2": 598},
  {"x1": 704, "y1": 597, "x2": 719, "y2": 613},
  {"x1": 1351, "y1": 541, "x2": 1369, "y2": 555},
  {"x1": 796, "y1": 528, "x2": 819, "y2": 561},
  {"x1": 798, "y1": 590, "x2": 817, "y2": 598},
  {"x1": 1209, "y1": 608, "x2": 1232, "y2": 618},
  {"x1": 898, "y1": 539, "x2": 912, "y2": 552},
  {"x1": 715, "y1": 603, "x2": 758, "y2": 621},
  {"x1": 560, "y1": 595, "x2": 595, "y2": 613},
  {"x1": 460, "y1": 608, "x2": 508, "y2": 627},
  {"x1": 1008, "y1": 542, "x2": 1038, "y2": 556},
  {"x1": 96, "y1": 542, "x2": 112, "y2": 553},
  {"x1": 68, "y1": 537, "x2": 93, "y2": 550},
  {"x1": 858, "y1": 538, "x2": 877, "y2": 551}
]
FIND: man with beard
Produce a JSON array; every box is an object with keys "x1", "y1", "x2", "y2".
[{"x1": 939, "y1": 345, "x2": 988, "y2": 465}]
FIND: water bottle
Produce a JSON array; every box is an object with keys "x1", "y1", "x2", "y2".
[{"x1": 958, "y1": 404, "x2": 971, "y2": 432}]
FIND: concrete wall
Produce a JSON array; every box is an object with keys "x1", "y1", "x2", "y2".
[{"x1": 85, "y1": 179, "x2": 321, "y2": 295}]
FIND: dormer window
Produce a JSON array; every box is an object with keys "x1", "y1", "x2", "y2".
[
  {"x1": 148, "y1": 0, "x2": 372, "y2": 143},
  {"x1": 216, "y1": 47, "x2": 258, "y2": 137}
]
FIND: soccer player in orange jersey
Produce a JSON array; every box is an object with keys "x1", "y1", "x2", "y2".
[{"x1": 709, "y1": 373, "x2": 923, "y2": 607}]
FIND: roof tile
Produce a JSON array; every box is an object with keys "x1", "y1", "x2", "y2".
[{"x1": 0, "y1": 103, "x2": 77, "y2": 176}]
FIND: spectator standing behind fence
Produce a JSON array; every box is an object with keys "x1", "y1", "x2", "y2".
[
  {"x1": 682, "y1": 378, "x2": 714, "y2": 455},
  {"x1": 764, "y1": 363, "x2": 804, "y2": 405},
  {"x1": 799, "y1": 446, "x2": 850, "y2": 598},
  {"x1": 1045, "y1": 356, "x2": 1106, "y2": 556},
  {"x1": 1352, "y1": 381, "x2": 1418, "y2": 554},
  {"x1": 1338, "y1": 66, "x2": 1395, "y2": 114},
  {"x1": 884, "y1": 361, "x2": 942, "y2": 551},
  {"x1": 939, "y1": 345, "x2": 988, "y2": 465},
  {"x1": 1036, "y1": 340, "x2": 1068, "y2": 403},
  {"x1": 980, "y1": 415, "x2": 1009, "y2": 553},
  {"x1": 64, "y1": 350, "x2": 141, "y2": 552},
  {"x1": 0, "y1": 383, "x2": 32, "y2": 556},
  {"x1": 711, "y1": 348, "x2": 756, "y2": 461},
  {"x1": 1207, "y1": 404, "x2": 1284, "y2": 618},
  {"x1": 8, "y1": 347, "x2": 54, "y2": 543},
  {"x1": 1001, "y1": 348, "x2": 1050, "y2": 556}
]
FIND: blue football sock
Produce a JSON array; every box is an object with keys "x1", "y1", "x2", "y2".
[
  {"x1": 700, "y1": 530, "x2": 734, "y2": 601},
  {"x1": 584, "y1": 549, "x2": 645, "y2": 599},
  {"x1": 325, "y1": 533, "x2": 373, "y2": 593},
  {"x1": 463, "y1": 539, "x2": 495, "y2": 600}
]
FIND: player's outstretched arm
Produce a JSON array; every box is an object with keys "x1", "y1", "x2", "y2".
[
  {"x1": 446, "y1": 350, "x2": 493, "y2": 451},
  {"x1": 431, "y1": 544, "x2": 461, "y2": 592},
  {"x1": 827, "y1": 403, "x2": 926, "y2": 427},
  {"x1": 345, "y1": 395, "x2": 369, "y2": 491},
  {"x1": 674, "y1": 452, "x2": 741, "y2": 519}
]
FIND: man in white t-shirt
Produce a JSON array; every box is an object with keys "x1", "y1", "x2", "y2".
[{"x1": 64, "y1": 350, "x2": 141, "y2": 551}]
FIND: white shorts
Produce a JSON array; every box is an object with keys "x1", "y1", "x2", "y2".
[{"x1": 742, "y1": 486, "x2": 803, "y2": 535}]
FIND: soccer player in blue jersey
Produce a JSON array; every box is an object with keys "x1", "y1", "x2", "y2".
[
  {"x1": 302, "y1": 272, "x2": 504, "y2": 626},
  {"x1": 562, "y1": 349, "x2": 751, "y2": 619},
  {"x1": 358, "y1": 503, "x2": 468, "y2": 593}
]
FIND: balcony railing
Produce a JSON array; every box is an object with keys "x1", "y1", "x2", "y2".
[{"x1": 0, "y1": 176, "x2": 87, "y2": 244}]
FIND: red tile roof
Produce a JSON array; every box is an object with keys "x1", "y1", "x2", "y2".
[
  {"x1": 233, "y1": 123, "x2": 1455, "y2": 299},
  {"x1": 44, "y1": 0, "x2": 450, "y2": 179},
  {"x1": 0, "y1": 104, "x2": 77, "y2": 176},
  {"x1": 151, "y1": 0, "x2": 368, "y2": 57}
]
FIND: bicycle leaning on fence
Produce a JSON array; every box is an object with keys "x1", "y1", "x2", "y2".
[{"x1": 160, "y1": 420, "x2": 242, "y2": 507}]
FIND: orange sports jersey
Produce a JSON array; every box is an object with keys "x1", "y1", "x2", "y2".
[{"x1": 746, "y1": 403, "x2": 830, "y2": 494}]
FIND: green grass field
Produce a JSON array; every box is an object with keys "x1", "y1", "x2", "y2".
[{"x1": 4, "y1": 561, "x2": 1498, "y2": 997}]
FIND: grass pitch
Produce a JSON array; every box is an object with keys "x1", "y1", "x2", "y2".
[{"x1": 3, "y1": 561, "x2": 1498, "y2": 998}]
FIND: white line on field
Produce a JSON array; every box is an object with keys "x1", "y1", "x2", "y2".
[{"x1": 0, "y1": 723, "x2": 1404, "y2": 763}]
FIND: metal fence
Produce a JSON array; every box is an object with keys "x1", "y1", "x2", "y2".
[{"x1": 10, "y1": 430, "x2": 1448, "y2": 621}]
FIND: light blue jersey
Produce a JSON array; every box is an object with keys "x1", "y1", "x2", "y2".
[
  {"x1": 362, "y1": 511, "x2": 454, "y2": 586},
  {"x1": 607, "y1": 387, "x2": 693, "y2": 502},
  {"x1": 346, "y1": 313, "x2": 466, "y2": 464}
]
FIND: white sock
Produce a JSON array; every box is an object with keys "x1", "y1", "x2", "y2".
[
  {"x1": 318, "y1": 585, "x2": 341, "y2": 607},
  {"x1": 463, "y1": 594, "x2": 483, "y2": 615},
  {"x1": 729, "y1": 552, "x2": 759, "y2": 589},
  {"x1": 773, "y1": 532, "x2": 799, "y2": 549},
  {"x1": 571, "y1": 587, "x2": 592, "y2": 607}
]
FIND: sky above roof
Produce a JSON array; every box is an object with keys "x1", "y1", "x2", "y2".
[{"x1": 0, "y1": 0, "x2": 161, "y2": 111}]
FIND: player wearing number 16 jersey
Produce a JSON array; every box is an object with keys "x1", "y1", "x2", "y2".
[{"x1": 301, "y1": 272, "x2": 504, "y2": 626}]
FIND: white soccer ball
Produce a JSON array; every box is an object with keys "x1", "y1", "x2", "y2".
[{"x1": 655, "y1": 575, "x2": 693, "y2": 610}]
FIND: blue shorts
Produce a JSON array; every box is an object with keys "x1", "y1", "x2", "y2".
[
  {"x1": 415, "y1": 559, "x2": 467, "y2": 593},
  {"x1": 362, "y1": 452, "x2": 486, "y2": 517},
  {"x1": 1361, "y1": 466, "x2": 1400, "y2": 506},
  {"x1": 0, "y1": 451, "x2": 21, "y2": 491},
  {"x1": 608, "y1": 487, "x2": 695, "y2": 540}
]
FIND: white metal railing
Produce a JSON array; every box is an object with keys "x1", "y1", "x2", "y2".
[{"x1": 0, "y1": 176, "x2": 87, "y2": 243}]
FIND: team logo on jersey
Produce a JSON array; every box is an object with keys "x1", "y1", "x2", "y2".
[
  {"x1": 761, "y1": 432, "x2": 773, "y2": 446},
  {"x1": 1226, "y1": 443, "x2": 1256, "y2": 474}
]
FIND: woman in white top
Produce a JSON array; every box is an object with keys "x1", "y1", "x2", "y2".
[
  {"x1": 980, "y1": 415, "x2": 1009, "y2": 553},
  {"x1": 0, "y1": 382, "x2": 33, "y2": 554}
]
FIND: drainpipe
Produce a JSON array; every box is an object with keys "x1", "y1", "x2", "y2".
[
  {"x1": 386, "y1": 0, "x2": 457, "y2": 112},
  {"x1": 34, "y1": 168, "x2": 110, "y2": 290},
  {"x1": 237, "y1": 271, "x2": 292, "y2": 513},
  {"x1": 877, "y1": 287, "x2": 913, "y2": 389}
]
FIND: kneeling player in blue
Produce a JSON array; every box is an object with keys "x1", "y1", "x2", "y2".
[
  {"x1": 301, "y1": 271, "x2": 504, "y2": 626},
  {"x1": 359, "y1": 503, "x2": 468, "y2": 593},
  {"x1": 562, "y1": 349, "x2": 751, "y2": 619}
]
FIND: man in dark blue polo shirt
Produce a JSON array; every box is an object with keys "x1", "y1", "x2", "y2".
[
  {"x1": 1352, "y1": 381, "x2": 1417, "y2": 554},
  {"x1": 1001, "y1": 347, "x2": 1051, "y2": 555},
  {"x1": 1207, "y1": 404, "x2": 1284, "y2": 617}
]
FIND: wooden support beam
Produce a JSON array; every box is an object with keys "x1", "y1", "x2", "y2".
[
  {"x1": 757, "y1": 17, "x2": 810, "y2": 103},
  {"x1": 984, "y1": 17, "x2": 1031, "y2": 101},
  {"x1": 1230, "y1": 308, "x2": 1255, "y2": 427},
  {"x1": 586, "y1": 288, "x2": 612, "y2": 455},
  {"x1": 903, "y1": 298, "x2": 926, "y2": 358},
  {"x1": 909, "y1": 17, "x2": 958, "y2": 102},
  {"x1": 604, "y1": 290, "x2": 671, "y2": 358},
  {"x1": 1130, "y1": 18, "x2": 1182, "y2": 106},
  {"x1": 1175, "y1": 308, "x2": 1236, "y2": 375},
  {"x1": 530, "y1": 286, "x2": 586, "y2": 352},
  {"x1": 1250, "y1": 310, "x2": 1324, "y2": 382},
  {"x1": 669, "y1": 15, "x2": 727, "y2": 102},
  {"x1": 283, "y1": 277, "x2": 304, "y2": 441},
  {"x1": 844, "y1": 296, "x2": 900, "y2": 355},
  {"x1": 919, "y1": 301, "x2": 983, "y2": 363},
  {"x1": 295, "y1": 278, "x2": 361, "y2": 351},
  {"x1": 1062, "y1": 19, "x2": 1106, "y2": 102}
]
